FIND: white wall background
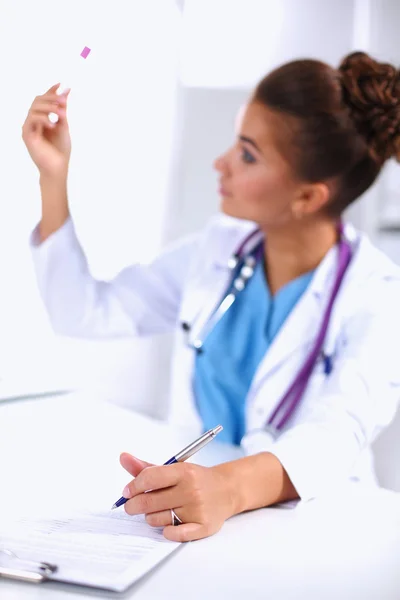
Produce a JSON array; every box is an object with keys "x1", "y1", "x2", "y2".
[{"x1": 0, "y1": 1, "x2": 400, "y2": 484}]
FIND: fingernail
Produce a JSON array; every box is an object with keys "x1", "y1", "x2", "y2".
[{"x1": 123, "y1": 486, "x2": 131, "y2": 499}]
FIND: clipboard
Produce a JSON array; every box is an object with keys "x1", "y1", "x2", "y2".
[
  {"x1": 0, "y1": 548, "x2": 58, "y2": 584},
  {"x1": 0, "y1": 511, "x2": 182, "y2": 592}
]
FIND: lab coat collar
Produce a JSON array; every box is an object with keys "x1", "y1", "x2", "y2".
[{"x1": 211, "y1": 217, "x2": 258, "y2": 270}]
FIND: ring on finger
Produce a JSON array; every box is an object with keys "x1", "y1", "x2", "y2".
[{"x1": 170, "y1": 509, "x2": 183, "y2": 526}]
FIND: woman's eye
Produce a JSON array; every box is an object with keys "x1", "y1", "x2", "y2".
[{"x1": 241, "y1": 148, "x2": 256, "y2": 164}]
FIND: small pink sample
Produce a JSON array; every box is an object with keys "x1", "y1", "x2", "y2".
[{"x1": 80, "y1": 46, "x2": 91, "y2": 59}]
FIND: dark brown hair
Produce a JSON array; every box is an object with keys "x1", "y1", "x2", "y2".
[{"x1": 252, "y1": 51, "x2": 400, "y2": 216}]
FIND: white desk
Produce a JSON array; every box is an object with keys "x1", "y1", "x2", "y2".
[{"x1": 1, "y1": 393, "x2": 400, "y2": 600}]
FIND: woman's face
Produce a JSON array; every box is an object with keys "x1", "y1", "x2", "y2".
[{"x1": 214, "y1": 102, "x2": 303, "y2": 228}]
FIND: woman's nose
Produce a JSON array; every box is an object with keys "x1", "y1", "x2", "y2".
[{"x1": 213, "y1": 152, "x2": 228, "y2": 173}]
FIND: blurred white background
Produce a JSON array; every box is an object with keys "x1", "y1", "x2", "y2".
[{"x1": 0, "y1": 0, "x2": 399, "y2": 486}]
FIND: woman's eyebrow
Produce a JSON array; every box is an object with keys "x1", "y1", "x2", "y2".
[{"x1": 239, "y1": 135, "x2": 262, "y2": 153}]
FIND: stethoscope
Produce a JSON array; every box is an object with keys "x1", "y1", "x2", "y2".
[{"x1": 181, "y1": 222, "x2": 353, "y2": 437}]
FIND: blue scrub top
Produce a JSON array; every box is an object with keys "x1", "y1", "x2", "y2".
[{"x1": 193, "y1": 260, "x2": 314, "y2": 445}]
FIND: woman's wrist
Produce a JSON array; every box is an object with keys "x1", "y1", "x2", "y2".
[
  {"x1": 39, "y1": 174, "x2": 70, "y2": 242},
  {"x1": 214, "y1": 452, "x2": 299, "y2": 516}
]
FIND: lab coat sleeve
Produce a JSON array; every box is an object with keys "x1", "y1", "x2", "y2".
[
  {"x1": 30, "y1": 217, "x2": 198, "y2": 338},
  {"x1": 268, "y1": 284, "x2": 400, "y2": 502}
]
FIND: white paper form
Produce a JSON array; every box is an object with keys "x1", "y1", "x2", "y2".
[{"x1": 0, "y1": 509, "x2": 181, "y2": 592}]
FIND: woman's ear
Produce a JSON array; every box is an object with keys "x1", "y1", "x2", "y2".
[{"x1": 292, "y1": 182, "x2": 331, "y2": 218}]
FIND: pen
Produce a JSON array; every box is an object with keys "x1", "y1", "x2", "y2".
[{"x1": 111, "y1": 425, "x2": 223, "y2": 510}]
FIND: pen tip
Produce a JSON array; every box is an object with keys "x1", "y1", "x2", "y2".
[{"x1": 111, "y1": 504, "x2": 117, "y2": 510}]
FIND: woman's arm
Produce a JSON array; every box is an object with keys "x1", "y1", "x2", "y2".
[
  {"x1": 119, "y1": 451, "x2": 298, "y2": 543},
  {"x1": 39, "y1": 175, "x2": 70, "y2": 241},
  {"x1": 31, "y1": 215, "x2": 199, "y2": 339},
  {"x1": 215, "y1": 452, "x2": 299, "y2": 514}
]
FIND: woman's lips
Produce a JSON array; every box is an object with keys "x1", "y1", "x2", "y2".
[{"x1": 218, "y1": 184, "x2": 230, "y2": 196}]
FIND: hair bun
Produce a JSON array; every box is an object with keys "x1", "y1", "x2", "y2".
[{"x1": 339, "y1": 51, "x2": 400, "y2": 163}]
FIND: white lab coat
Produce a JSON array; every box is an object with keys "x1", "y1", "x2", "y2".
[{"x1": 31, "y1": 215, "x2": 400, "y2": 502}]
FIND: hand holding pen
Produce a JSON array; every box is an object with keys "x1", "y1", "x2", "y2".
[
  {"x1": 112, "y1": 425, "x2": 223, "y2": 509},
  {"x1": 112, "y1": 425, "x2": 244, "y2": 542}
]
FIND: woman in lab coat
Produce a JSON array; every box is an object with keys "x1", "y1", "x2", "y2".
[{"x1": 23, "y1": 51, "x2": 400, "y2": 541}]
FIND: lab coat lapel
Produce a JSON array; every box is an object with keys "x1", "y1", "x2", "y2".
[
  {"x1": 250, "y1": 244, "x2": 339, "y2": 389},
  {"x1": 186, "y1": 265, "x2": 232, "y2": 342}
]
